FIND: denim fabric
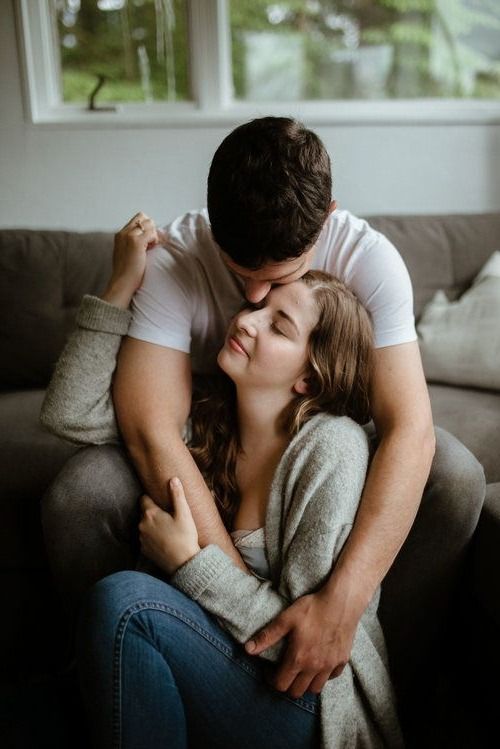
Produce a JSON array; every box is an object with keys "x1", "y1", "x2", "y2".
[{"x1": 77, "y1": 571, "x2": 320, "y2": 749}]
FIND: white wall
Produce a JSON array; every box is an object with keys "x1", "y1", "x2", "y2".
[{"x1": 1, "y1": 0, "x2": 499, "y2": 232}]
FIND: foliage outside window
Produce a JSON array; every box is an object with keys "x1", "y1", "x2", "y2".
[
  {"x1": 52, "y1": 0, "x2": 500, "y2": 107},
  {"x1": 54, "y1": 0, "x2": 190, "y2": 103},
  {"x1": 230, "y1": 0, "x2": 500, "y2": 101}
]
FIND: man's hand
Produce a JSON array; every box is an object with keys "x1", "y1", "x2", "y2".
[{"x1": 245, "y1": 586, "x2": 359, "y2": 699}]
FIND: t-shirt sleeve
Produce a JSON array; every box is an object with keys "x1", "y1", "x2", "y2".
[
  {"x1": 348, "y1": 237, "x2": 417, "y2": 349},
  {"x1": 127, "y1": 244, "x2": 196, "y2": 352}
]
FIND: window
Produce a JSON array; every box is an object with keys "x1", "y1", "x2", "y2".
[
  {"x1": 54, "y1": 0, "x2": 191, "y2": 105},
  {"x1": 16, "y1": 0, "x2": 500, "y2": 126}
]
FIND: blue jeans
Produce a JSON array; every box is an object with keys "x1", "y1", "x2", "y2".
[{"x1": 76, "y1": 570, "x2": 320, "y2": 749}]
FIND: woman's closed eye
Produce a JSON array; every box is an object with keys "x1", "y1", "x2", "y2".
[{"x1": 271, "y1": 321, "x2": 286, "y2": 336}]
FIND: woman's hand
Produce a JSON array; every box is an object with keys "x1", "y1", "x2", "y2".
[
  {"x1": 139, "y1": 478, "x2": 201, "y2": 576},
  {"x1": 101, "y1": 211, "x2": 165, "y2": 309}
]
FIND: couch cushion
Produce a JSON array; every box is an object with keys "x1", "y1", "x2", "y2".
[
  {"x1": 0, "y1": 390, "x2": 77, "y2": 567},
  {"x1": 0, "y1": 230, "x2": 113, "y2": 390},
  {"x1": 368, "y1": 213, "x2": 500, "y2": 318},
  {"x1": 429, "y1": 384, "x2": 500, "y2": 483}
]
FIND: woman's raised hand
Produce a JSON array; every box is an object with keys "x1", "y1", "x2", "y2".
[
  {"x1": 102, "y1": 211, "x2": 165, "y2": 309},
  {"x1": 139, "y1": 478, "x2": 201, "y2": 576}
]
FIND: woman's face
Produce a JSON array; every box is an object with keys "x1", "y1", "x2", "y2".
[{"x1": 217, "y1": 281, "x2": 319, "y2": 394}]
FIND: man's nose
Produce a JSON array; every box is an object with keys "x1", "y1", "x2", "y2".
[{"x1": 244, "y1": 279, "x2": 272, "y2": 303}]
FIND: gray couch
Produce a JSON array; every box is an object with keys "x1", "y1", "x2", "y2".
[{"x1": 1, "y1": 215, "x2": 499, "y2": 745}]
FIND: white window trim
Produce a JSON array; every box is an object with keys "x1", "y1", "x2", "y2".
[{"x1": 15, "y1": 0, "x2": 500, "y2": 128}]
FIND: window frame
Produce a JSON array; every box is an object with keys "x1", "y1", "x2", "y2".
[{"x1": 15, "y1": 0, "x2": 500, "y2": 128}]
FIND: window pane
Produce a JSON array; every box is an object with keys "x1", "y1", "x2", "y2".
[
  {"x1": 53, "y1": 0, "x2": 190, "y2": 104},
  {"x1": 230, "y1": 0, "x2": 500, "y2": 101}
]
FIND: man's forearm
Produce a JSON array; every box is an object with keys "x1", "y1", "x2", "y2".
[
  {"x1": 126, "y1": 429, "x2": 249, "y2": 572},
  {"x1": 324, "y1": 424, "x2": 436, "y2": 616}
]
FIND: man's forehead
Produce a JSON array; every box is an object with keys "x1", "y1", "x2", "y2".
[{"x1": 221, "y1": 252, "x2": 307, "y2": 281}]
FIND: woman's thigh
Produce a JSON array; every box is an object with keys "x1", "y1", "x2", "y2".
[{"x1": 77, "y1": 571, "x2": 320, "y2": 749}]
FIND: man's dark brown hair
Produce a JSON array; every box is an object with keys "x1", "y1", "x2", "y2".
[{"x1": 207, "y1": 117, "x2": 332, "y2": 269}]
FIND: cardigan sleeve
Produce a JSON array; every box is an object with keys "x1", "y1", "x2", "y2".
[
  {"x1": 40, "y1": 295, "x2": 129, "y2": 445},
  {"x1": 171, "y1": 543, "x2": 288, "y2": 662},
  {"x1": 171, "y1": 416, "x2": 369, "y2": 662}
]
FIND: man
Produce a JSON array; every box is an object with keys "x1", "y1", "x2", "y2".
[{"x1": 43, "y1": 117, "x2": 484, "y2": 713}]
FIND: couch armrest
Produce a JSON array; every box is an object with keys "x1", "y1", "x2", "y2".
[{"x1": 471, "y1": 482, "x2": 500, "y2": 625}]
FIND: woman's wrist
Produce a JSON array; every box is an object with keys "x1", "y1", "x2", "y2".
[
  {"x1": 100, "y1": 279, "x2": 136, "y2": 309},
  {"x1": 164, "y1": 544, "x2": 201, "y2": 577}
]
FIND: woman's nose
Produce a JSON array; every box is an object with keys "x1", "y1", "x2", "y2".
[
  {"x1": 243, "y1": 279, "x2": 272, "y2": 303},
  {"x1": 236, "y1": 310, "x2": 259, "y2": 336}
]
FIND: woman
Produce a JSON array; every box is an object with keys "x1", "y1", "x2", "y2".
[{"x1": 41, "y1": 234, "x2": 403, "y2": 749}]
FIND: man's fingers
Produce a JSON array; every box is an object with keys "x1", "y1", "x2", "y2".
[
  {"x1": 329, "y1": 662, "x2": 347, "y2": 679},
  {"x1": 308, "y1": 669, "x2": 332, "y2": 694},
  {"x1": 285, "y1": 672, "x2": 317, "y2": 700},
  {"x1": 245, "y1": 616, "x2": 290, "y2": 655}
]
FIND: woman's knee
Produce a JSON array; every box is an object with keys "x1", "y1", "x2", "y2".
[
  {"x1": 79, "y1": 572, "x2": 185, "y2": 628},
  {"x1": 77, "y1": 572, "x2": 195, "y2": 660}
]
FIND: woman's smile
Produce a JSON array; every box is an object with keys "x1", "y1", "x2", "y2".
[{"x1": 229, "y1": 335, "x2": 249, "y2": 357}]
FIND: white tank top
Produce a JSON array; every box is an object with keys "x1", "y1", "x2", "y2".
[{"x1": 230, "y1": 527, "x2": 270, "y2": 580}]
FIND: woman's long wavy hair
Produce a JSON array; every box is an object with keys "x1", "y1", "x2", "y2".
[{"x1": 188, "y1": 271, "x2": 373, "y2": 530}]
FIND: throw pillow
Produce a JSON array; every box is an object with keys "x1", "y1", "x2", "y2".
[{"x1": 417, "y1": 251, "x2": 500, "y2": 391}]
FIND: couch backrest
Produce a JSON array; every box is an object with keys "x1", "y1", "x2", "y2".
[
  {"x1": 0, "y1": 230, "x2": 113, "y2": 390},
  {"x1": 369, "y1": 213, "x2": 500, "y2": 318},
  {"x1": 2, "y1": 213, "x2": 500, "y2": 390}
]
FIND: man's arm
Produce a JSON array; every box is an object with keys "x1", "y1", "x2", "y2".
[
  {"x1": 112, "y1": 336, "x2": 249, "y2": 572},
  {"x1": 323, "y1": 340, "x2": 435, "y2": 605},
  {"x1": 247, "y1": 341, "x2": 435, "y2": 696}
]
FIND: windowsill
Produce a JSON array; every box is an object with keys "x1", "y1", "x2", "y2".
[{"x1": 27, "y1": 99, "x2": 500, "y2": 129}]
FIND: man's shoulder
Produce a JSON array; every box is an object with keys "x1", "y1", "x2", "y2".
[
  {"x1": 162, "y1": 208, "x2": 214, "y2": 255},
  {"x1": 315, "y1": 208, "x2": 410, "y2": 294},
  {"x1": 319, "y1": 208, "x2": 393, "y2": 255}
]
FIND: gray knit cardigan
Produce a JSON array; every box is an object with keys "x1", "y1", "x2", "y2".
[{"x1": 40, "y1": 295, "x2": 404, "y2": 748}]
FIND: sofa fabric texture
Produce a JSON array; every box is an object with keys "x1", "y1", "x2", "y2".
[
  {"x1": 0, "y1": 230, "x2": 112, "y2": 390},
  {"x1": 1, "y1": 214, "x2": 499, "y2": 696}
]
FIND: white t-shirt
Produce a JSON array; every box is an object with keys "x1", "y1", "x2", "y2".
[{"x1": 129, "y1": 208, "x2": 416, "y2": 374}]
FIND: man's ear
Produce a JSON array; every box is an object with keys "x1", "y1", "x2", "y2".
[
  {"x1": 328, "y1": 199, "x2": 337, "y2": 214},
  {"x1": 293, "y1": 375, "x2": 311, "y2": 395}
]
